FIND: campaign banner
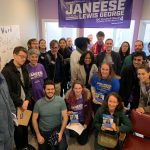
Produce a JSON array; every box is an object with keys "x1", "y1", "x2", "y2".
[{"x1": 58, "y1": 0, "x2": 133, "y2": 28}]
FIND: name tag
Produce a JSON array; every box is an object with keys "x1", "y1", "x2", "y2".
[{"x1": 51, "y1": 61, "x2": 55, "y2": 64}]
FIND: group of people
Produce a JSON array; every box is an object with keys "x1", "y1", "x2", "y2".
[{"x1": 0, "y1": 31, "x2": 149, "y2": 150}]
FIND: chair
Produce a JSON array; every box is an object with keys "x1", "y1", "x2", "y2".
[{"x1": 122, "y1": 110, "x2": 150, "y2": 150}]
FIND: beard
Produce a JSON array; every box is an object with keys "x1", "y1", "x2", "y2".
[
  {"x1": 45, "y1": 93, "x2": 54, "y2": 99},
  {"x1": 135, "y1": 48, "x2": 142, "y2": 52}
]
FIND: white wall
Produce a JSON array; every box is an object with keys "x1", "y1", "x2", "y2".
[
  {"x1": 138, "y1": 0, "x2": 150, "y2": 46},
  {"x1": 0, "y1": 0, "x2": 38, "y2": 47}
]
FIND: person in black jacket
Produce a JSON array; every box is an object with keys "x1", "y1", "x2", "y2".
[
  {"x1": 118, "y1": 41, "x2": 130, "y2": 70},
  {"x1": 96, "y1": 38, "x2": 121, "y2": 75},
  {"x1": 58, "y1": 38, "x2": 71, "y2": 96},
  {"x1": 119, "y1": 51, "x2": 146, "y2": 110},
  {"x1": 38, "y1": 39, "x2": 47, "y2": 69},
  {"x1": 2, "y1": 46, "x2": 33, "y2": 150},
  {"x1": 44, "y1": 40, "x2": 65, "y2": 96}
]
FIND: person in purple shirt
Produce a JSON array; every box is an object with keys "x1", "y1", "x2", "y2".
[
  {"x1": 65, "y1": 81, "x2": 92, "y2": 145},
  {"x1": 26, "y1": 49, "x2": 47, "y2": 102}
]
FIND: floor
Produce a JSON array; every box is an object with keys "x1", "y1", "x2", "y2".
[{"x1": 28, "y1": 130, "x2": 95, "y2": 150}]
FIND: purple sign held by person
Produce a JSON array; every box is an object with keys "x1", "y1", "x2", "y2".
[{"x1": 58, "y1": 0, "x2": 133, "y2": 28}]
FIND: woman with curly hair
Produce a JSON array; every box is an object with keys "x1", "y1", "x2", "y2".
[{"x1": 71, "y1": 51, "x2": 98, "y2": 90}]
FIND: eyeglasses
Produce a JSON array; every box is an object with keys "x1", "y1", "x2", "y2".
[{"x1": 17, "y1": 55, "x2": 27, "y2": 59}]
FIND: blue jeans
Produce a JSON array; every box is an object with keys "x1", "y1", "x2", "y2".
[{"x1": 39, "y1": 130, "x2": 68, "y2": 150}]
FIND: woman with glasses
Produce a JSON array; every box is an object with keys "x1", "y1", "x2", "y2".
[{"x1": 26, "y1": 49, "x2": 47, "y2": 102}]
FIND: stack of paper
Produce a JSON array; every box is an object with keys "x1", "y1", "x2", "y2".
[{"x1": 66, "y1": 123, "x2": 85, "y2": 135}]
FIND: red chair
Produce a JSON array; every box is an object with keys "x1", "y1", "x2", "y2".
[{"x1": 122, "y1": 110, "x2": 150, "y2": 150}]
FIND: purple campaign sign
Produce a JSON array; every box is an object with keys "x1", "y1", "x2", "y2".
[{"x1": 58, "y1": 0, "x2": 133, "y2": 28}]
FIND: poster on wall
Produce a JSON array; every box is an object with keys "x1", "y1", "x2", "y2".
[
  {"x1": 58, "y1": 0, "x2": 133, "y2": 28},
  {"x1": 0, "y1": 25, "x2": 21, "y2": 70}
]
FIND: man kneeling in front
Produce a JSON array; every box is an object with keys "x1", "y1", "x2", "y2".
[{"x1": 32, "y1": 80, "x2": 68, "y2": 150}]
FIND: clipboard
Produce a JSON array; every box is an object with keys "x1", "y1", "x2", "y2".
[{"x1": 17, "y1": 107, "x2": 32, "y2": 126}]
